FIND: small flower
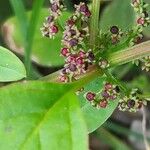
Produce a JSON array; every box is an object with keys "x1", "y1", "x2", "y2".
[
  {"x1": 137, "y1": 17, "x2": 145, "y2": 25},
  {"x1": 61, "y1": 48, "x2": 70, "y2": 57},
  {"x1": 99, "y1": 99, "x2": 108, "y2": 108},
  {"x1": 87, "y1": 50, "x2": 95, "y2": 62},
  {"x1": 98, "y1": 58, "x2": 109, "y2": 69},
  {"x1": 59, "y1": 75, "x2": 69, "y2": 82},
  {"x1": 85, "y1": 92, "x2": 96, "y2": 101},
  {"x1": 127, "y1": 99, "x2": 136, "y2": 108},
  {"x1": 110, "y1": 26, "x2": 119, "y2": 34}
]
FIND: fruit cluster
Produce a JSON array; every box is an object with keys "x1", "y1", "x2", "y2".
[
  {"x1": 85, "y1": 82, "x2": 120, "y2": 108},
  {"x1": 131, "y1": 0, "x2": 150, "y2": 71},
  {"x1": 59, "y1": 2, "x2": 95, "y2": 82},
  {"x1": 118, "y1": 88, "x2": 147, "y2": 112},
  {"x1": 41, "y1": 0, "x2": 64, "y2": 38}
]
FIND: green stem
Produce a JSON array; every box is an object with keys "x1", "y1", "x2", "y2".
[
  {"x1": 40, "y1": 40, "x2": 150, "y2": 83},
  {"x1": 103, "y1": 70, "x2": 129, "y2": 94},
  {"x1": 90, "y1": 0, "x2": 101, "y2": 49},
  {"x1": 109, "y1": 41, "x2": 150, "y2": 66},
  {"x1": 40, "y1": 65, "x2": 102, "y2": 83}
]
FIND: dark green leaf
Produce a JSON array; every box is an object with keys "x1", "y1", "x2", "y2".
[
  {"x1": 0, "y1": 82, "x2": 88, "y2": 150},
  {"x1": 0, "y1": 46, "x2": 26, "y2": 82}
]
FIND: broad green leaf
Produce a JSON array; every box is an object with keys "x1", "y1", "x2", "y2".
[
  {"x1": 100, "y1": 0, "x2": 135, "y2": 31},
  {"x1": 0, "y1": 46, "x2": 26, "y2": 82},
  {"x1": 0, "y1": 81, "x2": 88, "y2": 150},
  {"x1": 2, "y1": 9, "x2": 71, "y2": 67},
  {"x1": 79, "y1": 77, "x2": 118, "y2": 133}
]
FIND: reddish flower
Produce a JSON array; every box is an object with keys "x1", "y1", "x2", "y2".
[
  {"x1": 99, "y1": 100, "x2": 108, "y2": 108},
  {"x1": 86, "y1": 92, "x2": 96, "y2": 101}
]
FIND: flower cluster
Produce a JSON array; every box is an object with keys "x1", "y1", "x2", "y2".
[
  {"x1": 130, "y1": 0, "x2": 150, "y2": 71},
  {"x1": 59, "y1": 50, "x2": 95, "y2": 82},
  {"x1": 41, "y1": 0, "x2": 64, "y2": 38},
  {"x1": 129, "y1": 0, "x2": 149, "y2": 45},
  {"x1": 85, "y1": 82, "x2": 120, "y2": 108},
  {"x1": 59, "y1": 2, "x2": 93, "y2": 82},
  {"x1": 118, "y1": 88, "x2": 147, "y2": 112}
]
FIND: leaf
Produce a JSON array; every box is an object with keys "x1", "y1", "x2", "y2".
[
  {"x1": 78, "y1": 77, "x2": 118, "y2": 133},
  {"x1": 0, "y1": 81, "x2": 88, "y2": 150},
  {"x1": 100, "y1": 0, "x2": 135, "y2": 31},
  {"x1": 2, "y1": 9, "x2": 71, "y2": 67},
  {"x1": 0, "y1": 46, "x2": 26, "y2": 82}
]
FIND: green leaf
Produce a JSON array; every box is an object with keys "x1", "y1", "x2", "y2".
[
  {"x1": 2, "y1": 9, "x2": 71, "y2": 67},
  {"x1": 79, "y1": 77, "x2": 118, "y2": 133},
  {"x1": 0, "y1": 46, "x2": 26, "y2": 82},
  {"x1": 100, "y1": 0, "x2": 135, "y2": 31},
  {"x1": 0, "y1": 82, "x2": 88, "y2": 150},
  {"x1": 25, "y1": 0, "x2": 45, "y2": 77}
]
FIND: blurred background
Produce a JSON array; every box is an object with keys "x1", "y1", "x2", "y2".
[{"x1": 0, "y1": 0, "x2": 150, "y2": 150}]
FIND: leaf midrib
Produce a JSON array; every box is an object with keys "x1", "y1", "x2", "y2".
[{"x1": 20, "y1": 91, "x2": 75, "y2": 149}]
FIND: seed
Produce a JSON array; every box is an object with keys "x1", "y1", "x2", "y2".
[
  {"x1": 110, "y1": 26, "x2": 119, "y2": 34},
  {"x1": 99, "y1": 99, "x2": 108, "y2": 108},
  {"x1": 60, "y1": 75, "x2": 69, "y2": 82},
  {"x1": 76, "y1": 57, "x2": 84, "y2": 65},
  {"x1": 67, "y1": 19, "x2": 75, "y2": 26},
  {"x1": 51, "y1": 3, "x2": 59, "y2": 12},
  {"x1": 87, "y1": 51, "x2": 95, "y2": 61},
  {"x1": 61, "y1": 48, "x2": 69, "y2": 57},
  {"x1": 69, "y1": 29, "x2": 76, "y2": 36},
  {"x1": 137, "y1": 17, "x2": 145, "y2": 25},
  {"x1": 127, "y1": 99, "x2": 135, "y2": 108},
  {"x1": 69, "y1": 64, "x2": 77, "y2": 72},
  {"x1": 69, "y1": 38, "x2": 78, "y2": 47},
  {"x1": 101, "y1": 90, "x2": 109, "y2": 98},
  {"x1": 105, "y1": 83, "x2": 112, "y2": 90},
  {"x1": 80, "y1": 4, "x2": 88, "y2": 13},
  {"x1": 47, "y1": 16, "x2": 54, "y2": 23},
  {"x1": 86, "y1": 92, "x2": 96, "y2": 101},
  {"x1": 51, "y1": 25, "x2": 58, "y2": 33}
]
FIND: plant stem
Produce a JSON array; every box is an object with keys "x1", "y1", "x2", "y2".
[
  {"x1": 25, "y1": 0, "x2": 44, "y2": 79},
  {"x1": 40, "y1": 65, "x2": 102, "y2": 83},
  {"x1": 103, "y1": 70, "x2": 129, "y2": 94},
  {"x1": 40, "y1": 40, "x2": 150, "y2": 83},
  {"x1": 109, "y1": 41, "x2": 150, "y2": 66},
  {"x1": 90, "y1": 0, "x2": 101, "y2": 49}
]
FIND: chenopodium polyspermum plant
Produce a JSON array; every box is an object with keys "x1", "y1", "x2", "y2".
[{"x1": 41, "y1": 0, "x2": 150, "y2": 113}]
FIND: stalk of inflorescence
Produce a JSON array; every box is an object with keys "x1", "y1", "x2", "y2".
[{"x1": 90, "y1": 0, "x2": 101, "y2": 50}]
